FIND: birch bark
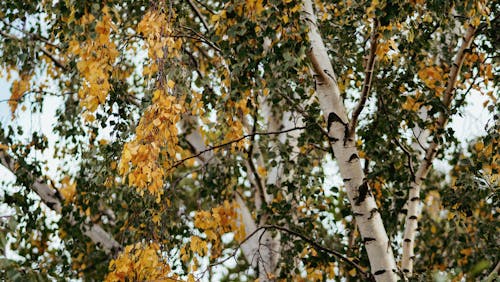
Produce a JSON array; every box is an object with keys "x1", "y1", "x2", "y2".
[
  {"x1": 303, "y1": 1, "x2": 398, "y2": 280},
  {"x1": 401, "y1": 25, "x2": 476, "y2": 276}
]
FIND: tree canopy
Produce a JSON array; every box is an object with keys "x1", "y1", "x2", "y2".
[{"x1": 0, "y1": 0, "x2": 498, "y2": 281}]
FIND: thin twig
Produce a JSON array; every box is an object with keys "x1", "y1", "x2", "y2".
[
  {"x1": 206, "y1": 224, "x2": 371, "y2": 280},
  {"x1": 193, "y1": 0, "x2": 216, "y2": 15},
  {"x1": 179, "y1": 25, "x2": 222, "y2": 53},
  {"x1": 166, "y1": 126, "x2": 308, "y2": 173},
  {"x1": 245, "y1": 106, "x2": 268, "y2": 208},
  {"x1": 0, "y1": 30, "x2": 67, "y2": 70},
  {"x1": 186, "y1": 0, "x2": 210, "y2": 32},
  {"x1": 0, "y1": 19, "x2": 60, "y2": 49},
  {"x1": 0, "y1": 90, "x2": 74, "y2": 103},
  {"x1": 40, "y1": 48, "x2": 67, "y2": 70},
  {"x1": 391, "y1": 138, "x2": 416, "y2": 181}
]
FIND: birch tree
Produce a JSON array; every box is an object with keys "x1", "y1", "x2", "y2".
[{"x1": 0, "y1": 0, "x2": 498, "y2": 281}]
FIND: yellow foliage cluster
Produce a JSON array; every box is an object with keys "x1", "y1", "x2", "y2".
[
  {"x1": 187, "y1": 201, "x2": 245, "y2": 261},
  {"x1": 119, "y1": 90, "x2": 183, "y2": 198},
  {"x1": 69, "y1": 7, "x2": 118, "y2": 113},
  {"x1": 222, "y1": 98, "x2": 250, "y2": 151},
  {"x1": 8, "y1": 73, "x2": 32, "y2": 116},
  {"x1": 402, "y1": 91, "x2": 423, "y2": 112},
  {"x1": 117, "y1": 7, "x2": 187, "y2": 199},
  {"x1": 366, "y1": 0, "x2": 380, "y2": 19},
  {"x1": 418, "y1": 62, "x2": 446, "y2": 96},
  {"x1": 136, "y1": 9, "x2": 182, "y2": 77},
  {"x1": 105, "y1": 242, "x2": 176, "y2": 282},
  {"x1": 245, "y1": 0, "x2": 265, "y2": 18},
  {"x1": 59, "y1": 175, "x2": 77, "y2": 202},
  {"x1": 375, "y1": 39, "x2": 397, "y2": 62},
  {"x1": 473, "y1": 139, "x2": 499, "y2": 184}
]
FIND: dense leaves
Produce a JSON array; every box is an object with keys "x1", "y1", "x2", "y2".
[{"x1": 0, "y1": 0, "x2": 498, "y2": 281}]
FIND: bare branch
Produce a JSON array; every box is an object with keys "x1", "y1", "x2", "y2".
[
  {"x1": 40, "y1": 48, "x2": 68, "y2": 70},
  {"x1": 167, "y1": 126, "x2": 308, "y2": 173},
  {"x1": 186, "y1": 0, "x2": 210, "y2": 32},
  {"x1": 391, "y1": 138, "x2": 416, "y2": 181},
  {"x1": 244, "y1": 109, "x2": 269, "y2": 209},
  {"x1": 349, "y1": 19, "x2": 379, "y2": 136},
  {"x1": 0, "y1": 19, "x2": 60, "y2": 49},
  {"x1": 0, "y1": 30, "x2": 67, "y2": 70},
  {"x1": 0, "y1": 149, "x2": 122, "y2": 256}
]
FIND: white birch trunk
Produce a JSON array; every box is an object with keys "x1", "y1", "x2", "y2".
[
  {"x1": 303, "y1": 1, "x2": 398, "y2": 280},
  {"x1": 401, "y1": 25, "x2": 476, "y2": 276}
]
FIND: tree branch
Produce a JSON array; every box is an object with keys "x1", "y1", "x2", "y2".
[
  {"x1": 349, "y1": 19, "x2": 379, "y2": 136},
  {"x1": 244, "y1": 109, "x2": 269, "y2": 210},
  {"x1": 0, "y1": 30, "x2": 67, "y2": 70},
  {"x1": 207, "y1": 224, "x2": 373, "y2": 281},
  {"x1": 167, "y1": 126, "x2": 307, "y2": 173},
  {"x1": 186, "y1": 0, "x2": 210, "y2": 32},
  {"x1": 0, "y1": 149, "x2": 122, "y2": 256},
  {"x1": 0, "y1": 19, "x2": 60, "y2": 49}
]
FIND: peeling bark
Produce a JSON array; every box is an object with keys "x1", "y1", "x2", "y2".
[{"x1": 303, "y1": 1, "x2": 398, "y2": 280}]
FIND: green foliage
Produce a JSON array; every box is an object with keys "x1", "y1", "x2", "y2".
[{"x1": 0, "y1": 0, "x2": 498, "y2": 280}]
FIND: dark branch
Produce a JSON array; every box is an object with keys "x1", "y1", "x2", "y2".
[
  {"x1": 167, "y1": 126, "x2": 308, "y2": 172},
  {"x1": 349, "y1": 19, "x2": 379, "y2": 137},
  {"x1": 205, "y1": 224, "x2": 371, "y2": 280},
  {"x1": 186, "y1": 0, "x2": 210, "y2": 32}
]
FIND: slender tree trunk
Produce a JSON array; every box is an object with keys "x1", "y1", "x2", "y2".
[{"x1": 401, "y1": 25, "x2": 476, "y2": 276}]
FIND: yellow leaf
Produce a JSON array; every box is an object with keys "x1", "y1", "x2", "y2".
[
  {"x1": 152, "y1": 215, "x2": 161, "y2": 224},
  {"x1": 257, "y1": 166, "x2": 267, "y2": 177},
  {"x1": 460, "y1": 248, "x2": 472, "y2": 256},
  {"x1": 474, "y1": 141, "x2": 484, "y2": 152},
  {"x1": 358, "y1": 150, "x2": 366, "y2": 159},
  {"x1": 471, "y1": 16, "x2": 480, "y2": 27},
  {"x1": 282, "y1": 14, "x2": 289, "y2": 24},
  {"x1": 431, "y1": 225, "x2": 437, "y2": 234},
  {"x1": 211, "y1": 13, "x2": 220, "y2": 22},
  {"x1": 60, "y1": 176, "x2": 77, "y2": 202},
  {"x1": 167, "y1": 80, "x2": 175, "y2": 89}
]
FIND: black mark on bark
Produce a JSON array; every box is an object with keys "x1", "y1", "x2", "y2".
[
  {"x1": 374, "y1": 270, "x2": 386, "y2": 275},
  {"x1": 355, "y1": 181, "x2": 371, "y2": 205}
]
